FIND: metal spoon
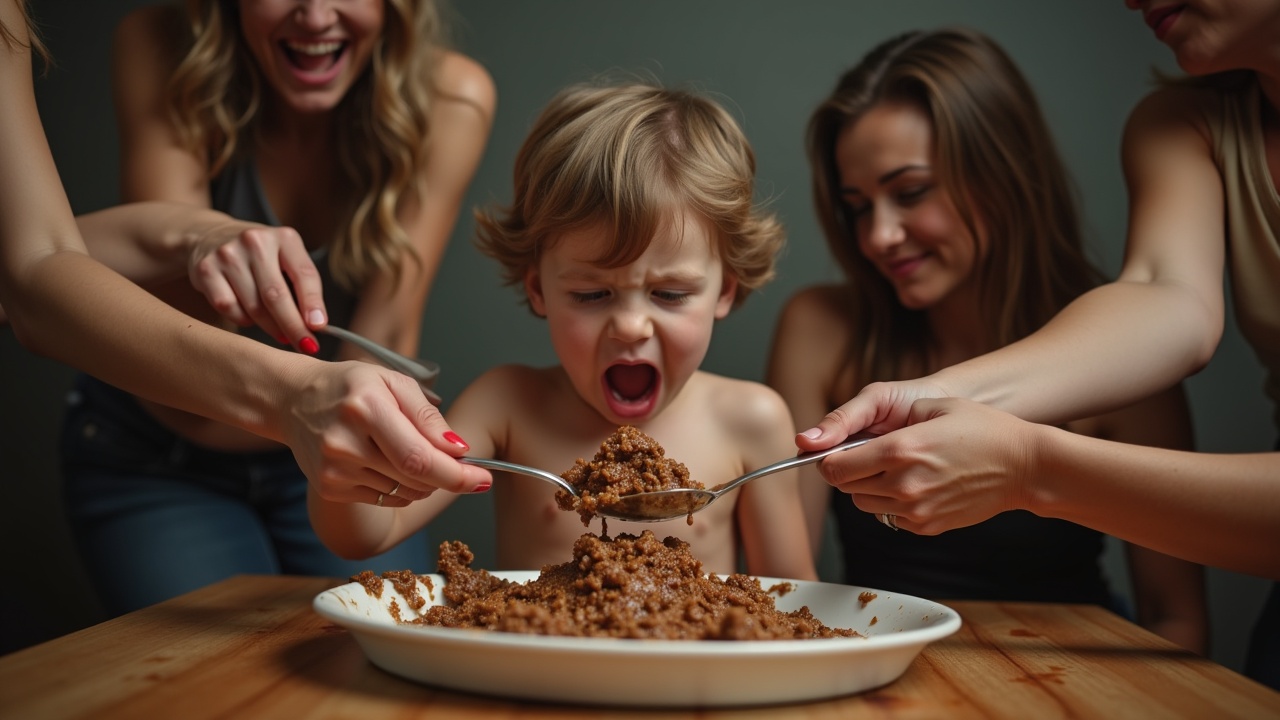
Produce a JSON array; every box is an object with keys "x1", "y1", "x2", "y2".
[
  {"x1": 455, "y1": 456, "x2": 682, "y2": 523},
  {"x1": 457, "y1": 457, "x2": 580, "y2": 498},
  {"x1": 316, "y1": 325, "x2": 442, "y2": 404},
  {"x1": 602, "y1": 435, "x2": 875, "y2": 522}
]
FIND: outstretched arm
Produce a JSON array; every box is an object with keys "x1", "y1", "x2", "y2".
[
  {"x1": 74, "y1": 203, "x2": 328, "y2": 347},
  {"x1": 0, "y1": 1, "x2": 490, "y2": 506},
  {"x1": 1086, "y1": 384, "x2": 1208, "y2": 653},
  {"x1": 798, "y1": 86, "x2": 1226, "y2": 450},
  {"x1": 822, "y1": 397, "x2": 1280, "y2": 579}
]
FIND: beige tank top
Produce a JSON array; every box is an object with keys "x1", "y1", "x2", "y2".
[{"x1": 1209, "y1": 78, "x2": 1280, "y2": 432}]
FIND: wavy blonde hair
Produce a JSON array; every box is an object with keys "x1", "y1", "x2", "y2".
[
  {"x1": 807, "y1": 27, "x2": 1101, "y2": 389},
  {"x1": 476, "y1": 80, "x2": 784, "y2": 312},
  {"x1": 167, "y1": 0, "x2": 444, "y2": 290}
]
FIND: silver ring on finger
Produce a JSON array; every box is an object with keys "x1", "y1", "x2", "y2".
[
  {"x1": 376, "y1": 492, "x2": 386, "y2": 507},
  {"x1": 387, "y1": 481, "x2": 401, "y2": 497},
  {"x1": 877, "y1": 512, "x2": 899, "y2": 531}
]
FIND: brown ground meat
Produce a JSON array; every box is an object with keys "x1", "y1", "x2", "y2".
[
  {"x1": 361, "y1": 532, "x2": 861, "y2": 640},
  {"x1": 556, "y1": 426, "x2": 705, "y2": 526}
]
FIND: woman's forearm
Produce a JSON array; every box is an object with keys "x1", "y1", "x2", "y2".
[
  {"x1": 75, "y1": 202, "x2": 251, "y2": 285},
  {"x1": 8, "y1": 248, "x2": 297, "y2": 440},
  {"x1": 1028, "y1": 423, "x2": 1279, "y2": 578},
  {"x1": 934, "y1": 279, "x2": 1221, "y2": 425}
]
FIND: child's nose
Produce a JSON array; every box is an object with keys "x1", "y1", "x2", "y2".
[{"x1": 608, "y1": 307, "x2": 654, "y2": 343}]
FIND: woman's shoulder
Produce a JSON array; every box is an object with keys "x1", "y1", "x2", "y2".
[
  {"x1": 115, "y1": 3, "x2": 185, "y2": 47},
  {"x1": 772, "y1": 283, "x2": 856, "y2": 358},
  {"x1": 778, "y1": 284, "x2": 855, "y2": 329},
  {"x1": 1126, "y1": 82, "x2": 1224, "y2": 140},
  {"x1": 433, "y1": 50, "x2": 496, "y2": 119},
  {"x1": 114, "y1": 3, "x2": 187, "y2": 68},
  {"x1": 1120, "y1": 82, "x2": 1228, "y2": 179}
]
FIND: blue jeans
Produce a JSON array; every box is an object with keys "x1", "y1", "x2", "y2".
[{"x1": 60, "y1": 376, "x2": 431, "y2": 617}]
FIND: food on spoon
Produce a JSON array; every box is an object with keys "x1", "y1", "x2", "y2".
[
  {"x1": 354, "y1": 531, "x2": 861, "y2": 640},
  {"x1": 556, "y1": 425, "x2": 705, "y2": 526}
]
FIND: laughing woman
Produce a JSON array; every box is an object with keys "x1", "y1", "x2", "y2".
[{"x1": 60, "y1": 0, "x2": 495, "y2": 615}]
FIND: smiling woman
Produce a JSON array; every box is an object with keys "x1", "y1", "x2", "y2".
[
  {"x1": 233, "y1": 0, "x2": 386, "y2": 112},
  {"x1": 54, "y1": 0, "x2": 496, "y2": 618},
  {"x1": 767, "y1": 26, "x2": 1209, "y2": 656}
]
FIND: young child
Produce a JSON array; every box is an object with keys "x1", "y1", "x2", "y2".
[{"x1": 310, "y1": 80, "x2": 816, "y2": 580}]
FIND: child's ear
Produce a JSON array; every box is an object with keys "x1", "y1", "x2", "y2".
[
  {"x1": 714, "y1": 274, "x2": 738, "y2": 319},
  {"x1": 524, "y1": 267, "x2": 548, "y2": 317}
]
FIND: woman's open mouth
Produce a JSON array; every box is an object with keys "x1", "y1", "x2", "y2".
[
  {"x1": 602, "y1": 363, "x2": 660, "y2": 419},
  {"x1": 280, "y1": 39, "x2": 349, "y2": 83}
]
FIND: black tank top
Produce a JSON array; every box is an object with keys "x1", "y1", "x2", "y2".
[
  {"x1": 210, "y1": 155, "x2": 358, "y2": 361},
  {"x1": 830, "y1": 486, "x2": 1111, "y2": 604}
]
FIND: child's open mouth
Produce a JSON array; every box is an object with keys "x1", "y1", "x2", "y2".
[
  {"x1": 281, "y1": 39, "x2": 348, "y2": 75},
  {"x1": 603, "y1": 363, "x2": 659, "y2": 418}
]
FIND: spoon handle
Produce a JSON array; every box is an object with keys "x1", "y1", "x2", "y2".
[
  {"x1": 458, "y1": 456, "x2": 577, "y2": 495},
  {"x1": 716, "y1": 434, "x2": 875, "y2": 493},
  {"x1": 318, "y1": 325, "x2": 440, "y2": 382},
  {"x1": 317, "y1": 325, "x2": 443, "y2": 403}
]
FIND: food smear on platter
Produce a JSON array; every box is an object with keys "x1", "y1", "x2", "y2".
[
  {"x1": 557, "y1": 425, "x2": 704, "y2": 528},
  {"x1": 353, "y1": 531, "x2": 862, "y2": 640}
]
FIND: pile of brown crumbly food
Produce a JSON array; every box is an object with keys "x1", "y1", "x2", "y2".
[
  {"x1": 556, "y1": 425, "x2": 705, "y2": 527},
  {"x1": 363, "y1": 531, "x2": 861, "y2": 640}
]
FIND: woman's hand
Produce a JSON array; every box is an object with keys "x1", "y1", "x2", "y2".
[
  {"x1": 817, "y1": 397, "x2": 1035, "y2": 535},
  {"x1": 283, "y1": 360, "x2": 492, "y2": 506},
  {"x1": 187, "y1": 222, "x2": 328, "y2": 351},
  {"x1": 795, "y1": 377, "x2": 952, "y2": 451}
]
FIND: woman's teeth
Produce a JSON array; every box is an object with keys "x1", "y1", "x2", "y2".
[{"x1": 285, "y1": 40, "x2": 344, "y2": 56}]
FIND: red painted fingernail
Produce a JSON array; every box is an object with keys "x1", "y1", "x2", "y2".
[
  {"x1": 471, "y1": 482, "x2": 492, "y2": 494},
  {"x1": 299, "y1": 337, "x2": 319, "y2": 355},
  {"x1": 274, "y1": 334, "x2": 290, "y2": 345},
  {"x1": 444, "y1": 431, "x2": 469, "y2": 450}
]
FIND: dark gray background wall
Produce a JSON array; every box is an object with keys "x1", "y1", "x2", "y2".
[{"x1": 3, "y1": 0, "x2": 1273, "y2": 674}]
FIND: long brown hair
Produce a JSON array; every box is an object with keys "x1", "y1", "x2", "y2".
[
  {"x1": 807, "y1": 27, "x2": 1101, "y2": 389},
  {"x1": 166, "y1": 0, "x2": 445, "y2": 290}
]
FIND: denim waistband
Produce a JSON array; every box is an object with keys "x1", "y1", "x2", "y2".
[{"x1": 67, "y1": 374, "x2": 295, "y2": 472}]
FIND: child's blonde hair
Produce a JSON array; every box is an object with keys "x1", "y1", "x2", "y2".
[{"x1": 476, "y1": 80, "x2": 783, "y2": 310}]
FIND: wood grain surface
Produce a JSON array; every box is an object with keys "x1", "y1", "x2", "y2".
[{"x1": 2, "y1": 575, "x2": 1276, "y2": 719}]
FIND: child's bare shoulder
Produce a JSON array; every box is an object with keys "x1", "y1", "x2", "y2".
[
  {"x1": 697, "y1": 372, "x2": 792, "y2": 438},
  {"x1": 450, "y1": 364, "x2": 560, "y2": 416},
  {"x1": 456, "y1": 363, "x2": 553, "y2": 398}
]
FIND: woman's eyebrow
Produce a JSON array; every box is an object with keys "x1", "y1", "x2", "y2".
[{"x1": 840, "y1": 164, "x2": 930, "y2": 195}]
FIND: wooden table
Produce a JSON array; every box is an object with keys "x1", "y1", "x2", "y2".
[{"x1": 2, "y1": 575, "x2": 1277, "y2": 719}]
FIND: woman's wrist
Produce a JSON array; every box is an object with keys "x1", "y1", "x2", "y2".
[{"x1": 1016, "y1": 420, "x2": 1073, "y2": 519}]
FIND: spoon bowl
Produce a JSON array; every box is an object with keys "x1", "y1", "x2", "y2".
[
  {"x1": 603, "y1": 435, "x2": 875, "y2": 522},
  {"x1": 458, "y1": 434, "x2": 873, "y2": 524}
]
